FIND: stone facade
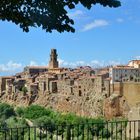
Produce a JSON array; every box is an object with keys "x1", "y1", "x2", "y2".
[
  {"x1": 128, "y1": 60, "x2": 140, "y2": 68},
  {"x1": 49, "y1": 49, "x2": 59, "y2": 69}
]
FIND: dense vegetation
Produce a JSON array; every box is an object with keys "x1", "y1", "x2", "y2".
[
  {"x1": 0, "y1": 0, "x2": 121, "y2": 33},
  {"x1": 0, "y1": 103, "x2": 128, "y2": 139}
]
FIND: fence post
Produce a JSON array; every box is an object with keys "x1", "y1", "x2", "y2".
[{"x1": 67, "y1": 125, "x2": 71, "y2": 140}]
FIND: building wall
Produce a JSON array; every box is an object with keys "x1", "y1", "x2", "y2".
[
  {"x1": 57, "y1": 79, "x2": 74, "y2": 95},
  {"x1": 103, "y1": 80, "x2": 110, "y2": 96},
  {"x1": 111, "y1": 82, "x2": 123, "y2": 96},
  {"x1": 6, "y1": 79, "x2": 13, "y2": 94},
  {"x1": 109, "y1": 67, "x2": 140, "y2": 84},
  {"x1": 122, "y1": 82, "x2": 140, "y2": 107},
  {"x1": 128, "y1": 61, "x2": 140, "y2": 68},
  {"x1": 111, "y1": 82, "x2": 140, "y2": 107}
]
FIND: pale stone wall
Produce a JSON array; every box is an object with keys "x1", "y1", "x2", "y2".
[
  {"x1": 110, "y1": 82, "x2": 140, "y2": 107},
  {"x1": 111, "y1": 82, "x2": 123, "y2": 96},
  {"x1": 122, "y1": 82, "x2": 140, "y2": 106}
]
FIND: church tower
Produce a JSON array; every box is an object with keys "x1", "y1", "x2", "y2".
[{"x1": 49, "y1": 49, "x2": 59, "y2": 69}]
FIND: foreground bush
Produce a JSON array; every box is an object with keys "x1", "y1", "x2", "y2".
[
  {"x1": 0, "y1": 103, "x2": 15, "y2": 120},
  {"x1": 21, "y1": 105, "x2": 53, "y2": 119}
]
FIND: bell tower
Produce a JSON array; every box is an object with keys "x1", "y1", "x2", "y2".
[{"x1": 49, "y1": 49, "x2": 59, "y2": 69}]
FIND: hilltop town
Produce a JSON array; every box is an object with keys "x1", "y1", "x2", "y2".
[{"x1": 0, "y1": 49, "x2": 140, "y2": 119}]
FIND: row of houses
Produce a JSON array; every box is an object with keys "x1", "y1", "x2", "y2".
[{"x1": 0, "y1": 49, "x2": 140, "y2": 101}]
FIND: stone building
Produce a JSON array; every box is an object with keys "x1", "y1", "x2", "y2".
[
  {"x1": 0, "y1": 76, "x2": 15, "y2": 95},
  {"x1": 49, "y1": 49, "x2": 59, "y2": 69},
  {"x1": 0, "y1": 49, "x2": 114, "y2": 100},
  {"x1": 24, "y1": 66, "x2": 48, "y2": 77},
  {"x1": 128, "y1": 60, "x2": 140, "y2": 68}
]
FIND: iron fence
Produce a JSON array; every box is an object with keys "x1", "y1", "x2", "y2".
[{"x1": 0, "y1": 120, "x2": 140, "y2": 140}]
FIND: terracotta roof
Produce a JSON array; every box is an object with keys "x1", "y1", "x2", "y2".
[
  {"x1": 112, "y1": 65, "x2": 138, "y2": 69},
  {"x1": 26, "y1": 66, "x2": 48, "y2": 69},
  {"x1": 0, "y1": 76, "x2": 15, "y2": 79},
  {"x1": 15, "y1": 72, "x2": 25, "y2": 75}
]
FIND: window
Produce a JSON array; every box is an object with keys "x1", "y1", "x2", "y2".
[{"x1": 79, "y1": 90, "x2": 82, "y2": 96}]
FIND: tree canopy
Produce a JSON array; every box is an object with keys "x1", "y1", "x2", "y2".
[{"x1": 0, "y1": 0, "x2": 121, "y2": 33}]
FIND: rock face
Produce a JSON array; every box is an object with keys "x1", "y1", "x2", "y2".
[
  {"x1": 103, "y1": 94, "x2": 130, "y2": 119},
  {"x1": 0, "y1": 86, "x2": 131, "y2": 119},
  {"x1": 0, "y1": 90, "x2": 105, "y2": 118}
]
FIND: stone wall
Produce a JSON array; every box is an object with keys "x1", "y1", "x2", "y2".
[
  {"x1": 112, "y1": 82, "x2": 140, "y2": 106},
  {"x1": 122, "y1": 82, "x2": 140, "y2": 106},
  {"x1": 110, "y1": 82, "x2": 123, "y2": 96}
]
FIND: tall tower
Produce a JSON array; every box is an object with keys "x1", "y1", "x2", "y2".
[{"x1": 49, "y1": 49, "x2": 59, "y2": 69}]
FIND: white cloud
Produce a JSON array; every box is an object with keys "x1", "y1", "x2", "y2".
[
  {"x1": 90, "y1": 60, "x2": 106, "y2": 67},
  {"x1": 58, "y1": 59, "x2": 69, "y2": 66},
  {"x1": 68, "y1": 10, "x2": 84, "y2": 19},
  {"x1": 76, "y1": 61, "x2": 85, "y2": 66},
  {"x1": 82, "y1": 19, "x2": 109, "y2": 32},
  {"x1": 134, "y1": 56, "x2": 140, "y2": 60},
  {"x1": 29, "y1": 61, "x2": 38, "y2": 66},
  {"x1": 107, "y1": 60, "x2": 121, "y2": 66},
  {"x1": 58, "y1": 58, "x2": 121, "y2": 68},
  {"x1": 116, "y1": 18, "x2": 124, "y2": 23},
  {"x1": 0, "y1": 61, "x2": 23, "y2": 75}
]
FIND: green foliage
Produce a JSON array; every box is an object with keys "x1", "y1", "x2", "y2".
[
  {"x1": 0, "y1": 121, "x2": 7, "y2": 129},
  {"x1": 34, "y1": 116, "x2": 54, "y2": 127},
  {"x1": 101, "y1": 128, "x2": 111, "y2": 138},
  {"x1": 134, "y1": 137, "x2": 140, "y2": 140},
  {"x1": 16, "y1": 107, "x2": 25, "y2": 117},
  {"x1": 0, "y1": 103, "x2": 129, "y2": 139},
  {"x1": 23, "y1": 105, "x2": 52, "y2": 119},
  {"x1": 3, "y1": 117, "x2": 28, "y2": 140},
  {"x1": 6, "y1": 117, "x2": 28, "y2": 128},
  {"x1": 21, "y1": 86, "x2": 28, "y2": 94},
  {"x1": 0, "y1": 0, "x2": 121, "y2": 33},
  {"x1": 0, "y1": 103, "x2": 15, "y2": 121}
]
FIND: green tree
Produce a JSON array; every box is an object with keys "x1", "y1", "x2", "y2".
[
  {"x1": 0, "y1": 0, "x2": 121, "y2": 33},
  {"x1": 6, "y1": 117, "x2": 28, "y2": 128},
  {"x1": 0, "y1": 103, "x2": 15, "y2": 120},
  {"x1": 15, "y1": 107, "x2": 25, "y2": 117},
  {"x1": 23, "y1": 105, "x2": 52, "y2": 119}
]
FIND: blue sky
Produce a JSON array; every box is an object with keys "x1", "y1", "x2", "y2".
[{"x1": 0, "y1": 0, "x2": 140, "y2": 76}]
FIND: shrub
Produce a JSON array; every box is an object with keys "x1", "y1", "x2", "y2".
[
  {"x1": 101, "y1": 128, "x2": 111, "y2": 138},
  {"x1": 0, "y1": 103, "x2": 15, "y2": 120},
  {"x1": 6, "y1": 117, "x2": 28, "y2": 128},
  {"x1": 23, "y1": 105, "x2": 52, "y2": 119},
  {"x1": 15, "y1": 107, "x2": 25, "y2": 117}
]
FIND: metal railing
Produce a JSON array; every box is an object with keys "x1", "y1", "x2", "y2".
[{"x1": 0, "y1": 120, "x2": 140, "y2": 140}]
